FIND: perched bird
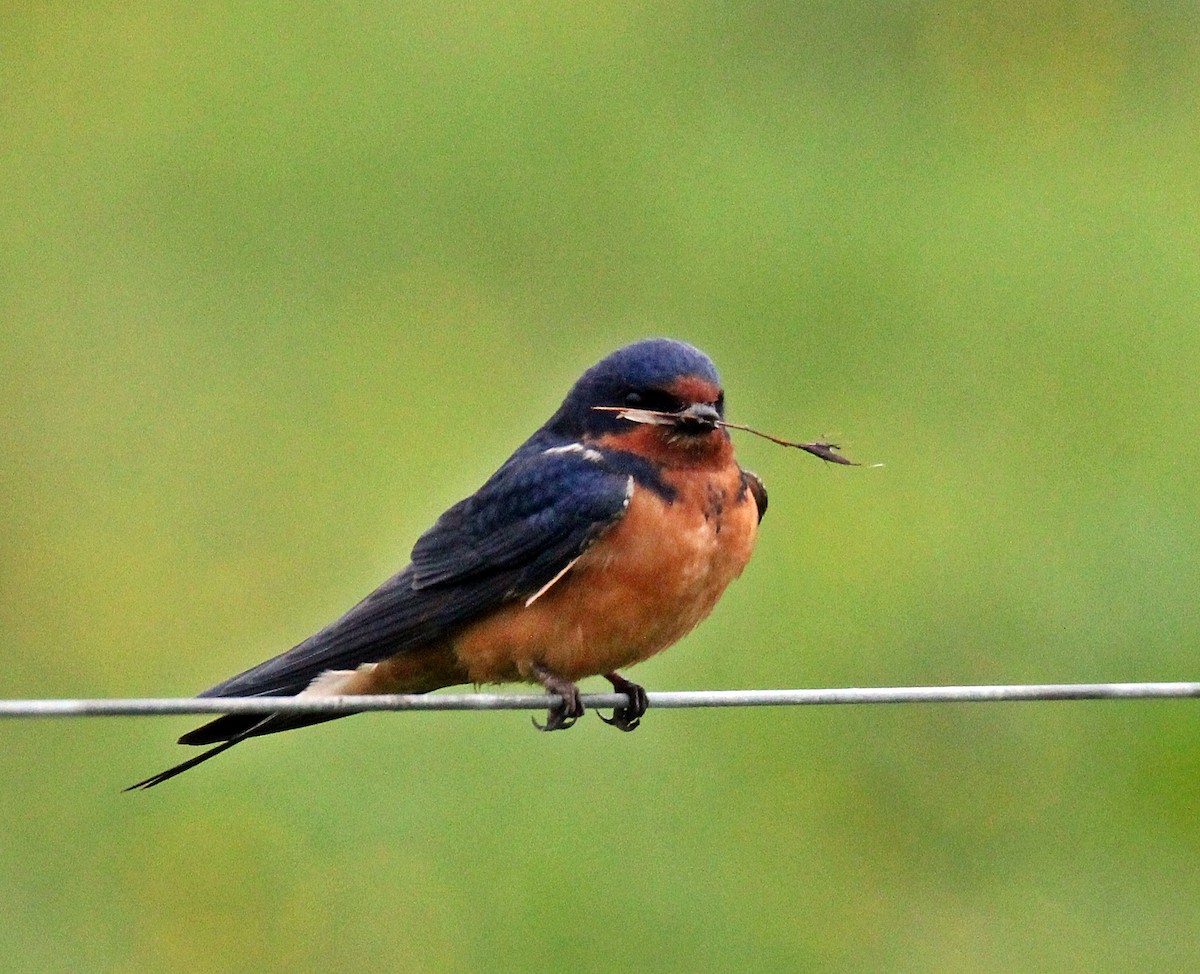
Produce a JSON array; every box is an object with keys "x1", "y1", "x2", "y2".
[{"x1": 128, "y1": 338, "x2": 767, "y2": 789}]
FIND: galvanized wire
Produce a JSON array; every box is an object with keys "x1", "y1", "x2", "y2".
[{"x1": 2, "y1": 682, "x2": 1199, "y2": 719}]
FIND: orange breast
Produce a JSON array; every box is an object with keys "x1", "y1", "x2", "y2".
[{"x1": 452, "y1": 462, "x2": 760, "y2": 684}]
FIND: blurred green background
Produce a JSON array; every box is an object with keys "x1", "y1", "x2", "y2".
[{"x1": 4, "y1": 1, "x2": 1200, "y2": 970}]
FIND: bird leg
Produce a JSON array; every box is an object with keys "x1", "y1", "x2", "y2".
[
  {"x1": 530, "y1": 663, "x2": 584, "y2": 731},
  {"x1": 599, "y1": 671, "x2": 648, "y2": 732}
]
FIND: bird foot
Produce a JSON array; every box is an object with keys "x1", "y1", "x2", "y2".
[
  {"x1": 530, "y1": 664, "x2": 584, "y2": 731},
  {"x1": 598, "y1": 671, "x2": 648, "y2": 732}
]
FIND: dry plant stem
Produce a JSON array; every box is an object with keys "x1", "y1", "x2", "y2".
[{"x1": 590, "y1": 406, "x2": 860, "y2": 465}]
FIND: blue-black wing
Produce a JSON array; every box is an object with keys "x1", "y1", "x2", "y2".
[{"x1": 195, "y1": 445, "x2": 632, "y2": 703}]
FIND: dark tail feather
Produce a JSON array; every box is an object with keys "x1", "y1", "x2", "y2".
[
  {"x1": 125, "y1": 709, "x2": 362, "y2": 790},
  {"x1": 128, "y1": 644, "x2": 467, "y2": 789},
  {"x1": 124, "y1": 739, "x2": 242, "y2": 791},
  {"x1": 173, "y1": 644, "x2": 467, "y2": 746},
  {"x1": 124, "y1": 717, "x2": 276, "y2": 792},
  {"x1": 177, "y1": 710, "x2": 351, "y2": 746}
]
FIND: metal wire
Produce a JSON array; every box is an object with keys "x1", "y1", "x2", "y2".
[{"x1": 2, "y1": 682, "x2": 1199, "y2": 719}]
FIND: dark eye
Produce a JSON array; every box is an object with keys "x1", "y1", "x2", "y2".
[
  {"x1": 715, "y1": 391, "x2": 725, "y2": 414},
  {"x1": 626, "y1": 389, "x2": 685, "y2": 413}
]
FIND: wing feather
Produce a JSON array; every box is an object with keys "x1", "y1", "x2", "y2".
[{"x1": 194, "y1": 447, "x2": 632, "y2": 703}]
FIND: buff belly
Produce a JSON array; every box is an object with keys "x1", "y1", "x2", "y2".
[{"x1": 451, "y1": 465, "x2": 759, "y2": 684}]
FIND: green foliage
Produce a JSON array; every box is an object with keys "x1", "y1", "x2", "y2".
[{"x1": 4, "y1": 2, "x2": 1200, "y2": 970}]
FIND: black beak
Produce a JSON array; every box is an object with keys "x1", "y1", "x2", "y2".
[{"x1": 675, "y1": 402, "x2": 721, "y2": 433}]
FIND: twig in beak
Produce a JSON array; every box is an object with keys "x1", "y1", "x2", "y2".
[
  {"x1": 714, "y1": 420, "x2": 860, "y2": 465},
  {"x1": 591, "y1": 406, "x2": 867, "y2": 466}
]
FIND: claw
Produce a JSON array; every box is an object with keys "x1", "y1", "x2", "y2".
[
  {"x1": 530, "y1": 664, "x2": 584, "y2": 732},
  {"x1": 531, "y1": 709, "x2": 578, "y2": 732},
  {"x1": 599, "y1": 671, "x2": 648, "y2": 732}
]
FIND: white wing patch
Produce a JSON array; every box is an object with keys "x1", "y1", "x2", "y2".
[
  {"x1": 522, "y1": 475, "x2": 635, "y2": 608},
  {"x1": 543, "y1": 442, "x2": 604, "y2": 463},
  {"x1": 524, "y1": 555, "x2": 583, "y2": 607}
]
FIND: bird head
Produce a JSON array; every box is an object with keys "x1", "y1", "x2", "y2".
[{"x1": 545, "y1": 339, "x2": 730, "y2": 462}]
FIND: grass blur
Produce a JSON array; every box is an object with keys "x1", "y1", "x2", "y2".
[{"x1": 4, "y1": 2, "x2": 1200, "y2": 970}]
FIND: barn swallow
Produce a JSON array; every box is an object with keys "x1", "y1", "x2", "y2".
[{"x1": 128, "y1": 338, "x2": 767, "y2": 789}]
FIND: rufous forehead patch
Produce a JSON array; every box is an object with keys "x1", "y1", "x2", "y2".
[{"x1": 667, "y1": 375, "x2": 721, "y2": 404}]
